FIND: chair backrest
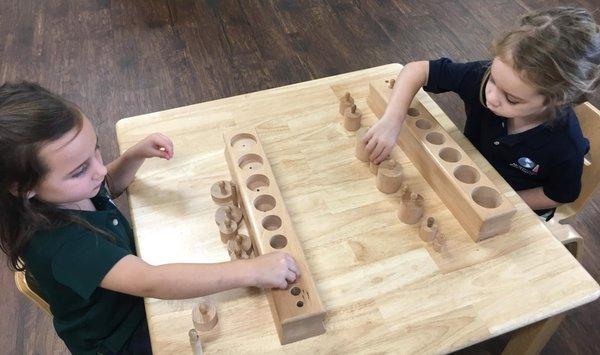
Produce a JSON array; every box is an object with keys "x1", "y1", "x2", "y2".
[
  {"x1": 14, "y1": 269, "x2": 52, "y2": 317},
  {"x1": 554, "y1": 102, "x2": 600, "y2": 221}
]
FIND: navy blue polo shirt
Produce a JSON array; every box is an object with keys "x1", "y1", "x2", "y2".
[
  {"x1": 424, "y1": 58, "x2": 589, "y2": 215},
  {"x1": 24, "y1": 184, "x2": 145, "y2": 354}
]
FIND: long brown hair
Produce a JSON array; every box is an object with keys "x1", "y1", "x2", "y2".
[
  {"x1": 480, "y1": 7, "x2": 600, "y2": 120},
  {"x1": 0, "y1": 82, "x2": 113, "y2": 271}
]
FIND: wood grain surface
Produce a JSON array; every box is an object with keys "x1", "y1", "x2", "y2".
[{"x1": 115, "y1": 64, "x2": 599, "y2": 354}]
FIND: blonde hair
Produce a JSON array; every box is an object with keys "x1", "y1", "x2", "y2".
[{"x1": 479, "y1": 7, "x2": 600, "y2": 114}]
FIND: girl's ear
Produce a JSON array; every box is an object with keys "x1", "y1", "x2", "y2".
[{"x1": 8, "y1": 184, "x2": 36, "y2": 199}]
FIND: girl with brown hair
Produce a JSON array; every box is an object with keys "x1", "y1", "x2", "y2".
[
  {"x1": 365, "y1": 7, "x2": 599, "y2": 220},
  {"x1": 0, "y1": 82, "x2": 299, "y2": 354}
]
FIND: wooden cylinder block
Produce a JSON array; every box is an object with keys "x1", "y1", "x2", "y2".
[
  {"x1": 339, "y1": 91, "x2": 354, "y2": 115},
  {"x1": 376, "y1": 159, "x2": 402, "y2": 193},
  {"x1": 223, "y1": 128, "x2": 326, "y2": 345},
  {"x1": 419, "y1": 216, "x2": 438, "y2": 242},
  {"x1": 355, "y1": 127, "x2": 370, "y2": 162},
  {"x1": 215, "y1": 205, "x2": 243, "y2": 225},
  {"x1": 433, "y1": 233, "x2": 446, "y2": 253},
  {"x1": 227, "y1": 234, "x2": 253, "y2": 260},
  {"x1": 210, "y1": 180, "x2": 235, "y2": 205},
  {"x1": 398, "y1": 190, "x2": 424, "y2": 224},
  {"x1": 343, "y1": 104, "x2": 362, "y2": 131},
  {"x1": 369, "y1": 161, "x2": 379, "y2": 175},
  {"x1": 219, "y1": 217, "x2": 238, "y2": 243},
  {"x1": 192, "y1": 302, "x2": 218, "y2": 332},
  {"x1": 188, "y1": 329, "x2": 203, "y2": 355},
  {"x1": 367, "y1": 78, "x2": 516, "y2": 241}
]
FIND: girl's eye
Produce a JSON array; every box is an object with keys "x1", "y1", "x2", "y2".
[
  {"x1": 72, "y1": 164, "x2": 88, "y2": 178},
  {"x1": 506, "y1": 96, "x2": 518, "y2": 105}
]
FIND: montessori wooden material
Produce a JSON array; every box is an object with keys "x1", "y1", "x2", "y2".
[
  {"x1": 218, "y1": 218, "x2": 237, "y2": 243},
  {"x1": 215, "y1": 205, "x2": 243, "y2": 225},
  {"x1": 368, "y1": 78, "x2": 516, "y2": 241},
  {"x1": 223, "y1": 128, "x2": 326, "y2": 345},
  {"x1": 338, "y1": 91, "x2": 354, "y2": 115},
  {"x1": 376, "y1": 159, "x2": 403, "y2": 193},
  {"x1": 116, "y1": 64, "x2": 600, "y2": 354},
  {"x1": 432, "y1": 233, "x2": 446, "y2": 253},
  {"x1": 192, "y1": 302, "x2": 218, "y2": 332},
  {"x1": 419, "y1": 216, "x2": 438, "y2": 242},
  {"x1": 369, "y1": 161, "x2": 379, "y2": 175},
  {"x1": 227, "y1": 234, "x2": 253, "y2": 260},
  {"x1": 343, "y1": 104, "x2": 362, "y2": 131},
  {"x1": 188, "y1": 329, "x2": 203, "y2": 355},
  {"x1": 397, "y1": 187, "x2": 424, "y2": 224},
  {"x1": 210, "y1": 180, "x2": 236, "y2": 205},
  {"x1": 355, "y1": 127, "x2": 370, "y2": 162}
]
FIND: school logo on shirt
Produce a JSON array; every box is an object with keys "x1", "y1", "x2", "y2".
[
  {"x1": 510, "y1": 157, "x2": 540, "y2": 176},
  {"x1": 518, "y1": 157, "x2": 535, "y2": 169}
]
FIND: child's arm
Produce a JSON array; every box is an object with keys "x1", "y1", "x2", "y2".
[
  {"x1": 106, "y1": 133, "x2": 174, "y2": 198},
  {"x1": 364, "y1": 61, "x2": 430, "y2": 164},
  {"x1": 517, "y1": 187, "x2": 561, "y2": 211},
  {"x1": 100, "y1": 252, "x2": 299, "y2": 299}
]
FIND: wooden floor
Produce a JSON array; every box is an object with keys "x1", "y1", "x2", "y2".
[{"x1": 1, "y1": 1, "x2": 598, "y2": 354}]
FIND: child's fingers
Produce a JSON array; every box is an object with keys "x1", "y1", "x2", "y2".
[
  {"x1": 374, "y1": 145, "x2": 392, "y2": 164},
  {"x1": 156, "y1": 133, "x2": 175, "y2": 155},
  {"x1": 364, "y1": 136, "x2": 377, "y2": 153},
  {"x1": 287, "y1": 258, "x2": 300, "y2": 277},
  {"x1": 363, "y1": 127, "x2": 374, "y2": 144},
  {"x1": 152, "y1": 136, "x2": 174, "y2": 159},
  {"x1": 285, "y1": 271, "x2": 297, "y2": 283},
  {"x1": 382, "y1": 146, "x2": 393, "y2": 161},
  {"x1": 370, "y1": 142, "x2": 385, "y2": 162}
]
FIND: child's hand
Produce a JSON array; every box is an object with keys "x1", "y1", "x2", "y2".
[
  {"x1": 364, "y1": 115, "x2": 403, "y2": 164},
  {"x1": 128, "y1": 133, "x2": 174, "y2": 161},
  {"x1": 248, "y1": 252, "x2": 300, "y2": 289}
]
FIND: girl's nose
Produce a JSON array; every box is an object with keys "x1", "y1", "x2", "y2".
[
  {"x1": 487, "y1": 86, "x2": 501, "y2": 108},
  {"x1": 92, "y1": 159, "x2": 107, "y2": 180}
]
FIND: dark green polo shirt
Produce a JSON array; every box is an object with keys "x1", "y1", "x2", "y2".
[{"x1": 24, "y1": 184, "x2": 145, "y2": 354}]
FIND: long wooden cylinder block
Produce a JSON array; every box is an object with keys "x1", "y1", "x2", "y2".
[
  {"x1": 367, "y1": 79, "x2": 516, "y2": 241},
  {"x1": 223, "y1": 128, "x2": 326, "y2": 344}
]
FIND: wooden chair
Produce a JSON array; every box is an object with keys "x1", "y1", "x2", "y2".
[
  {"x1": 503, "y1": 102, "x2": 598, "y2": 355},
  {"x1": 545, "y1": 219, "x2": 583, "y2": 260},
  {"x1": 552, "y1": 102, "x2": 600, "y2": 222},
  {"x1": 14, "y1": 266, "x2": 52, "y2": 317},
  {"x1": 544, "y1": 102, "x2": 600, "y2": 260}
]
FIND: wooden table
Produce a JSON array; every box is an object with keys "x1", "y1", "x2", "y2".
[{"x1": 115, "y1": 64, "x2": 600, "y2": 354}]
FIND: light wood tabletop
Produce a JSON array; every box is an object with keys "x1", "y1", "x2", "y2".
[{"x1": 115, "y1": 64, "x2": 599, "y2": 354}]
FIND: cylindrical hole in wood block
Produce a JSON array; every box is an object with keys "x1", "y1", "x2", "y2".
[
  {"x1": 415, "y1": 118, "x2": 432, "y2": 130},
  {"x1": 262, "y1": 215, "x2": 282, "y2": 231},
  {"x1": 238, "y1": 154, "x2": 263, "y2": 171},
  {"x1": 230, "y1": 133, "x2": 257, "y2": 150},
  {"x1": 254, "y1": 195, "x2": 276, "y2": 212},
  {"x1": 439, "y1": 147, "x2": 461, "y2": 162},
  {"x1": 407, "y1": 108, "x2": 421, "y2": 117},
  {"x1": 454, "y1": 165, "x2": 480, "y2": 184},
  {"x1": 296, "y1": 301, "x2": 304, "y2": 307},
  {"x1": 471, "y1": 186, "x2": 502, "y2": 209},
  {"x1": 425, "y1": 132, "x2": 445, "y2": 145},
  {"x1": 270, "y1": 234, "x2": 287, "y2": 248},
  {"x1": 247, "y1": 174, "x2": 270, "y2": 192}
]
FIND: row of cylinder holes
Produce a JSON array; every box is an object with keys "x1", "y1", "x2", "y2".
[
  {"x1": 407, "y1": 107, "x2": 502, "y2": 209},
  {"x1": 241, "y1": 156, "x2": 305, "y2": 307}
]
